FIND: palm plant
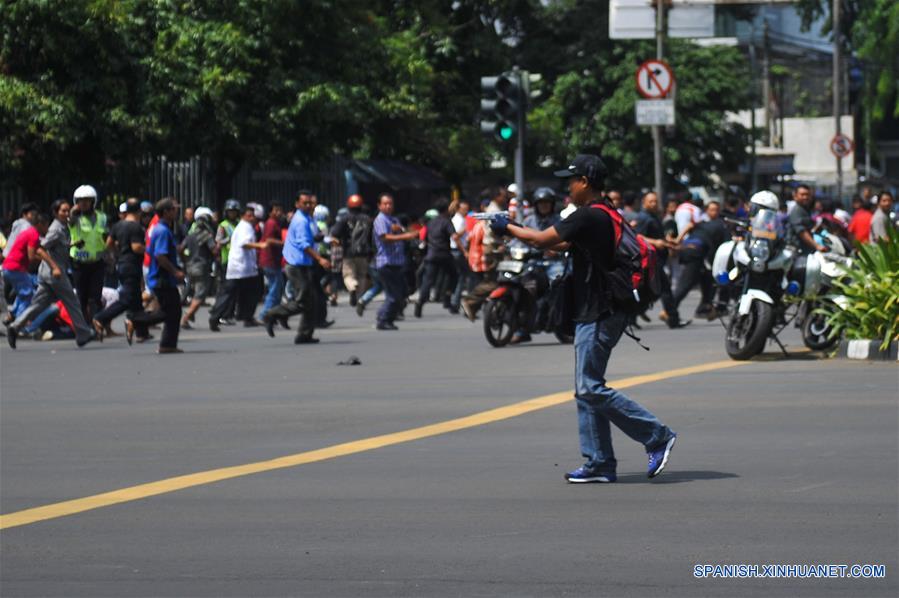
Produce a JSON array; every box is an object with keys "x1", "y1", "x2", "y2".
[{"x1": 820, "y1": 230, "x2": 899, "y2": 350}]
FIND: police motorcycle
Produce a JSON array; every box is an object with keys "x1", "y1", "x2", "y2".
[
  {"x1": 474, "y1": 211, "x2": 573, "y2": 347},
  {"x1": 713, "y1": 191, "x2": 856, "y2": 359},
  {"x1": 793, "y1": 223, "x2": 852, "y2": 350}
]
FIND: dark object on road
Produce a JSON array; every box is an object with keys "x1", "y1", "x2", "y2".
[{"x1": 337, "y1": 356, "x2": 362, "y2": 366}]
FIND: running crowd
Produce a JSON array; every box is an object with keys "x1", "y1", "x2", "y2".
[{"x1": 1, "y1": 182, "x2": 895, "y2": 352}]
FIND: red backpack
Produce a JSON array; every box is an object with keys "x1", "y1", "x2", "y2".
[{"x1": 590, "y1": 202, "x2": 661, "y2": 314}]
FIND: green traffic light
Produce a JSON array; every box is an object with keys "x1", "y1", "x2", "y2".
[{"x1": 499, "y1": 126, "x2": 514, "y2": 140}]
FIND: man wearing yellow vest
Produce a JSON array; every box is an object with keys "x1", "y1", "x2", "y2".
[
  {"x1": 214, "y1": 199, "x2": 241, "y2": 325},
  {"x1": 70, "y1": 185, "x2": 109, "y2": 322}
]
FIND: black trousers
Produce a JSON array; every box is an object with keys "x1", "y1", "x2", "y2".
[
  {"x1": 210, "y1": 277, "x2": 258, "y2": 323},
  {"x1": 94, "y1": 262, "x2": 145, "y2": 332},
  {"x1": 133, "y1": 285, "x2": 181, "y2": 348},
  {"x1": 265, "y1": 265, "x2": 316, "y2": 339},
  {"x1": 376, "y1": 265, "x2": 407, "y2": 325},
  {"x1": 312, "y1": 264, "x2": 329, "y2": 325},
  {"x1": 417, "y1": 258, "x2": 456, "y2": 307},
  {"x1": 72, "y1": 260, "x2": 106, "y2": 320},
  {"x1": 672, "y1": 249, "x2": 714, "y2": 312}
]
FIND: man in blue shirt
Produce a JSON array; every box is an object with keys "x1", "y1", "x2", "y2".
[
  {"x1": 372, "y1": 193, "x2": 418, "y2": 330},
  {"x1": 128, "y1": 198, "x2": 185, "y2": 353},
  {"x1": 262, "y1": 190, "x2": 331, "y2": 343}
]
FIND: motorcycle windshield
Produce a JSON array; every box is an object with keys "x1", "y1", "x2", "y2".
[{"x1": 750, "y1": 209, "x2": 778, "y2": 241}]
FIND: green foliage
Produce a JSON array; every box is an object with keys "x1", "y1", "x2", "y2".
[
  {"x1": 794, "y1": 0, "x2": 899, "y2": 123},
  {"x1": 1, "y1": 0, "x2": 755, "y2": 194},
  {"x1": 820, "y1": 232, "x2": 899, "y2": 350},
  {"x1": 526, "y1": 34, "x2": 752, "y2": 188}
]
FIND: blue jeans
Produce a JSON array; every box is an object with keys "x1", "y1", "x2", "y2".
[
  {"x1": 3, "y1": 270, "x2": 35, "y2": 318},
  {"x1": 360, "y1": 266, "x2": 383, "y2": 304},
  {"x1": 574, "y1": 311, "x2": 674, "y2": 473},
  {"x1": 261, "y1": 266, "x2": 285, "y2": 316},
  {"x1": 22, "y1": 303, "x2": 60, "y2": 335}
]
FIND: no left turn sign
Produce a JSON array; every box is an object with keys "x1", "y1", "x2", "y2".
[
  {"x1": 636, "y1": 60, "x2": 674, "y2": 99},
  {"x1": 830, "y1": 133, "x2": 854, "y2": 159}
]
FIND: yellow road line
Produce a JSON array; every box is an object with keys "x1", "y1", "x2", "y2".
[{"x1": 0, "y1": 359, "x2": 748, "y2": 531}]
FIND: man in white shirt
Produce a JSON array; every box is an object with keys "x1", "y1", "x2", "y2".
[
  {"x1": 209, "y1": 206, "x2": 271, "y2": 330},
  {"x1": 674, "y1": 194, "x2": 704, "y2": 236}
]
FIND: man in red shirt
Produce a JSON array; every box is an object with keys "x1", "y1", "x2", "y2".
[
  {"x1": 2, "y1": 213, "x2": 49, "y2": 319},
  {"x1": 847, "y1": 195, "x2": 873, "y2": 244},
  {"x1": 259, "y1": 202, "x2": 285, "y2": 318}
]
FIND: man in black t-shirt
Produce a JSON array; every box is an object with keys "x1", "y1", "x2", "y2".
[
  {"x1": 672, "y1": 201, "x2": 729, "y2": 319},
  {"x1": 93, "y1": 198, "x2": 149, "y2": 338},
  {"x1": 490, "y1": 154, "x2": 677, "y2": 484},
  {"x1": 414, "y1": 198, "x2": 461, "y2": 318},
  {"x1": 633, "y1": 192, "x2": 683, "y2": 328}
]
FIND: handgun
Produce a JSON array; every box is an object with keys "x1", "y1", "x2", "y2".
[{"x1": 471, "y1": 211, "x2": 510, "y2": 221}]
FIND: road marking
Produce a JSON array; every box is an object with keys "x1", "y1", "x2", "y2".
[{"x1": 0, "y1": 359, "x2": 748, "y2": 531}]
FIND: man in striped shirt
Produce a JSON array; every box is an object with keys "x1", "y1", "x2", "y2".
[{"x1": 372, "y1": 193, "x2": 417, "y2": 330}]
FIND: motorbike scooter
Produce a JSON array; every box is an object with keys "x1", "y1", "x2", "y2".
[
  {"x1": 712, "y1": 192, "x2": 796, "y2": 359},
  {"x1": 482, "y1": 245, "x2": 573, "y2": 347},
  {"x1": 712, "y1": 192, "x2": 856, "y2": 359}
]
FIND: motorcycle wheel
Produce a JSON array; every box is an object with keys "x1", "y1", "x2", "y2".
[
  {"x1": 725, "y1": 300, "x2": 774, "y2": 360},
  {"x1": 801, "y1": 310, "x2": 838, "y2": 350},
  {"x1": 483, "y1": 298, "x2": 516, "y2": 347},
  {"x1": 554, "y1": 330, "x2": 574, "y2": 344}
]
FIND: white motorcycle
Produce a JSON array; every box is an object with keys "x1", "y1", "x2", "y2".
[{"x1": 712, "y1": 191, "x2": 850, "y2": 360}]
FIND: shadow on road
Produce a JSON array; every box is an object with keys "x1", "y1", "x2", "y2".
[
  {"x1": 615, "y1": 470, "x2": 740, "y2": 484},
  {"x1": 752, "y1": 350, "x2": 825, "y2": 362}
]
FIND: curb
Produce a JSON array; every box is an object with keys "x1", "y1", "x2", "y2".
[{"x1": 836, "y1": 339, "x2": 899, "y2": 361}]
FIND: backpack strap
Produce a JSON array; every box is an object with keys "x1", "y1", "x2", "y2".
[
  {"x1": 589, "y1": 202, "x2": 622, "y2": 246},
  {"x1": 623, "y1": 323, "x2": 651, "y2": 351}
]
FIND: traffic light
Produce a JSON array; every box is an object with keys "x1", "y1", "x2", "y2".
[{"x1": 480, "y1": 72, "x2": 523, "y2": 143}]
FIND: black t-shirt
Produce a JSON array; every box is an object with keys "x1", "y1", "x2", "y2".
[
  {"x1": 425, "y1": 215, "x2": 454, "y2": 262},
  {"x1": 554, "y1": 205, "x2": 616, "y2": 323},
  {"x1": 111, "y1": 220, "x2": 145, "y2": 268},
  {"x1": 634, "y1": 211, "x2": 664, "y2": 239},
  {"x1": 788, "y1": 203, "x2": 814, "y2": 254},
  {"x1": 686, "y1": 219, "x2": 729, "y2": 258}
]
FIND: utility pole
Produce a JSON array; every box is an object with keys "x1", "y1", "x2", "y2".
[
  {"x1": 761, "y1": 19, "x2": 771, "y2": 145},
  {"x1": 833, "y1": 0, "x2": 842, "y2": 202},
  {"x1": 749, "y1": 24, "x2": 758, "y2": 194},
  {"x1": 653, "y1": 0, "x2": 664, "y2": 204},
  {"x1": 513, "y1": 67, "x2": 525, "y2": 198}
]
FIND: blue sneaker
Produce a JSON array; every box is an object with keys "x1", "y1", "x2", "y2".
[
  {"x1": 647, "y1": 435, "x2": 677, "y2": 478},
  {"x1": 564, "y1": 466, "x2": 617, "y2": 483}
]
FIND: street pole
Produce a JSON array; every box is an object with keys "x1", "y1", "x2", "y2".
[
  {"x1": 749, "y1": 25, "x2": 758, "y2": 194},
  {"x1": 514, "y1": 68, "x2": 525, "y2": 197},
  {"x1": 762, "y1": 20, "x2": 771, "y2": 145},
  {"x1": 653, "y1": 0, "x2": 664, "y2": 203},
  {"x1": 833, "y1": 0, "x2": 842, "y2": 202}
]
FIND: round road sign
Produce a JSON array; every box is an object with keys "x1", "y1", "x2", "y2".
[
  {"x1": 830, "y1": 134, "x2": 854, "y2": 159},
  {"x1": 635, "y1": 60, "x2": 674, "y2": 99}
]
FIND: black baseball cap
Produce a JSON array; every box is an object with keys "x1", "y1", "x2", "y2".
[{"x1": 553, "y1": 154, "x2": 607, "y2": 186}]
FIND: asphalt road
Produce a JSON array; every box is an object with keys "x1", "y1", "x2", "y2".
[{"x1": 1, "y1": 296, "x2": 897, "y2": 597}]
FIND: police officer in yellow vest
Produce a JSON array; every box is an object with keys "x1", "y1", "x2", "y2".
[
  {"x1": 213, "y1": 198, "x2": 241, "y2": 323},
  {"x1": 70, "y1": 185, "x2": 109, "y2": 322}
]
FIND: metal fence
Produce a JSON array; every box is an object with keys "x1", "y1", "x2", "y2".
[{"x1": 1, "y1": 155, "x2": 349, "y2": 220}]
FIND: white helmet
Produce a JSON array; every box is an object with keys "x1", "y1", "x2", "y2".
[
  {"x1": 313, "y1": 204, "x2": 330, "y2": 222},
  {"x1": 246, "y1": 202, "x2": 264, "y2": 220},
  {"x1": 749, "y1": 190, "x2": 779, "y2": 212},
  {"x1": 73, "y1": 184, "x2": 98, "y2": 201},
  {"x1": 194, "y1": 206, "x2": 214, "y2": 221}
]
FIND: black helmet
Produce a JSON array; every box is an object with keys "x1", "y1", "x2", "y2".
[
  {"x1": 224, "y1": 199, "x2": 240, "y2": 212},
  {"x1": 533, "y1": 187, "x2": 557, "y2": 204}
]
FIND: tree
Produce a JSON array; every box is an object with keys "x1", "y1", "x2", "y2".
[
  {"x1": 522, "y1": 0, "x2": 752, "y2": 190},
  {"x1": 795, "y1": 0, "x2": 899, "y2": 122},
  {"x1": 0, "y1": 0, "x2": 157, "y2": 199}
]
